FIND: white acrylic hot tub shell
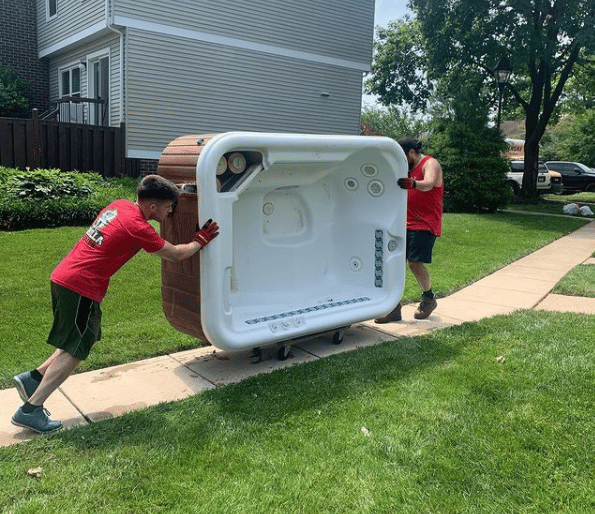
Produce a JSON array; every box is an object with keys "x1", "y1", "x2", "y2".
[{"x1": 196, "y1": 132, "x2": 408, "y2": 351}]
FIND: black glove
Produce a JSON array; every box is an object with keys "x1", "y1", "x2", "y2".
[{"x1": 397, "y1": 177, "x2": 416, "y2": 190}]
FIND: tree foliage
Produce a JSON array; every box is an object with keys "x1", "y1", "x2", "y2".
[
  {"x1": 370, "y1": 0, "x2": 595, "y2": 200},
  {"x1": 428, "y1": 77, "x2": 511, "y2": 213},
  {"x1": 360, "y1": 105, "x2": 428, "y2": 140},
  {"x1": 540, "y1": 110, "x2": 595, "y2": 164},
  {"x1": 365, "y1": 17, "x2": 431, "y2": 112},
  {"x1": 557, "y1": 53, "x2": 595, "y2": 114},
  {"x1": 0, "y1": 66, "x2": 30, "y2": 118}
]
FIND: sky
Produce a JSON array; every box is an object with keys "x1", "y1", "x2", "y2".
[{"x1": 374, "y1": 0, "x2": 411, "y2": 28}]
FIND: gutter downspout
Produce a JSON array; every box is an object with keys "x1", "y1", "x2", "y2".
[{"x1": 105, "y1": 0, "x2": 124, "y2": 127}]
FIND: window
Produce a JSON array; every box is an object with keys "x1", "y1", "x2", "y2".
[
  {"x1": 59, "y1": 65, "x2": 83, "y2": 123},
  {"x1": 47, "y1": 0, "x2": 57, "y2": 19},
  {"x1": 90, "y1": 56, "x2": 110, "y2": 126},
  {"x1": 60, "y1": 67, "x2": 81, "y2": 98}
]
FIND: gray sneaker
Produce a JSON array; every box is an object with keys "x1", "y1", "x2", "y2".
[
  {"x1": 11, "y1": 405, "x2": 62, "y2": 434},
  {"x1": 13, "y1": 371, "x2": 41, "y2": 402}
]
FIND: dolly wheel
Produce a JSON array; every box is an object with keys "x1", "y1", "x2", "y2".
[
  {"x1": 250, "y1": 347, "x2": 263, "y2": 364},
  {"x1": 277, "y1": 345, "x2": 291, "y2": 361},
  {"x1": 332, "y1": 331, "x2": 344, "y2": 345}
]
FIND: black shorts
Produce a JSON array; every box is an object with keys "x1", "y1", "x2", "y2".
[
  {"x1": 46, "y1": 282, "x2": 102, "y2": 360},
  {"x1": 406, "y1": 229, "x2": 436, "y2": 263}
]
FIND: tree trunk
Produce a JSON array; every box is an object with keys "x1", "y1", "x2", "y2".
[{"x1": 522, "y1": 138, "x2": 539, "y2": 201}]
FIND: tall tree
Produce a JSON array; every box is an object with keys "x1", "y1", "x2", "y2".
[
  {"x1": 366, "y1": 17, "x2": 431, "y2": 113},
  {"x1": 369, "y1": 0, "x2": 595, "y2": 199}
]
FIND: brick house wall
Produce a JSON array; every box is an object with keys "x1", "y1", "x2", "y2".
[{"x1": 0, "y1": 0, "x2": 49, "y2": 113}]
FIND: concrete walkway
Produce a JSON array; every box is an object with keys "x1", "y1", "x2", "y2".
[{"x1": 3, "y1": 220, "x2": 595, "y2": 447}]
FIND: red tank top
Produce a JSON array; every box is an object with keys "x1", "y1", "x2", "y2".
[{"x1": 406, "y1": 155, "x2": 443, "y2": 236}]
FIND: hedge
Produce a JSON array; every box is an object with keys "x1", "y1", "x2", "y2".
[{"x1": 0, "y1": 167, "x2": 138, "y2": 231}]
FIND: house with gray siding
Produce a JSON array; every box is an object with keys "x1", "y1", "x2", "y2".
[{"x1": 37, "y1": 0, "x2": 375, "y2": 165}]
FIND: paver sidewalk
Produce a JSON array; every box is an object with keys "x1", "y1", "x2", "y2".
[{"x1": 3, "y1": 220, "x2": 595, "y2": 447}]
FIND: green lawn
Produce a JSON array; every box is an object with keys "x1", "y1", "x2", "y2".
[
  {"x1": 1, "y1": 210, "x2": 594, "y2": 512},
  {"x1": 0, "y1": 212, "x2": 588, "y2": 389},
  {"x1": 553, "y1": 261, "x2": 595, "y2": 297},
  {"x1": 1, "y1": 310, "x2": 595, "y2": 513},
  {"x1": 0, "y1": 226, "x2": 201, "y2": 389},
  {"x1": 503, "y1": 191, "x2": 595, "y2": 216}
]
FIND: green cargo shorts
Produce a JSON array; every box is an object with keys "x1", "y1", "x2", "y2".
[{"x1": 47, "y1": 282, "x2": 102, "y2": 360}]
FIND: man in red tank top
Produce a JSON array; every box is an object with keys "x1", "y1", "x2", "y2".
[
  {"x1": 375, "y1": 137, "x2": 443, "y2": 323},
  {"x1": 11, "y1": 175, "x2": 219, "y2": 434}
]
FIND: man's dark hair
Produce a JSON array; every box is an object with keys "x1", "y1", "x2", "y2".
[
  {"x1": 397, "y1": 137, "x2": 423, "y2": 155},
  {"x1": 137, "y1": 175, "x2": 180, "y2": 202}
]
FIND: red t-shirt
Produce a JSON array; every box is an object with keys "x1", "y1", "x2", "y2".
[
  {"x1": 407, "y1": 155, "x2": 444, "y2": 236},
  {"x1": 51, "y1": 199, "x2": 166, "y2": 302}
]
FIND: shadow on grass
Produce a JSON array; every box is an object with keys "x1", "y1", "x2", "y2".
[
  {"x1": 13, "y1": 309, "x2": 595, "y2": 458},
  {"x1": 51, "y1": 325, "x2": 469, "y2": 452}
]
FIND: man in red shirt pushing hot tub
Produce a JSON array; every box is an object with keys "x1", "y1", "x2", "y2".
[
  {"x1": 11, "y1": 175, "x2": 219, "y2": 434},
  {"x1": 375, "y1": 137, "x2": 443, "y2": 324}
]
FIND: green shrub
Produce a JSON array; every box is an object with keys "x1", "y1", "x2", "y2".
[
  {"x1": 428, "y1": 81, "x2": 512, "y2": 213},
  {"x1": 8, "y1": 169, "x2": 98, "y2": 200},
  {"x1": 441, "y1": 155, "x2": 512, "y2": 213},
  {"x1": 0, "y1": 167, "x2": 138, "y2": 230},
  {"x1": 0, "y1": 66, "x2": 31, "y2": 118}
]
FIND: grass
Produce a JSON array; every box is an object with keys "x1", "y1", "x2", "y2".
[
  {"x1": 0, "y1": 225, "x2": 202, "y2": 389},
  {"x1": 503, "y1": 191, "x2": 595, "y2": 216},
  {"x1": 1, "y1": 310, "x2": 595, "y2": 512},
  {"x1": 403, "y1": 211, "x2": 587, "y2": 302},
  {"x1": 553, "y1": 260, "x2": 595, "y2": 297},
  {"x1": 0, "y1": 212, "x2": 587, "y2": 389},
  {"x1": 1, "y1": 205, "x2": 594, "y2": 511}
]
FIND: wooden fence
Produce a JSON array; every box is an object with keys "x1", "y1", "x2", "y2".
[{"x1": 0, "y1": 110, "x2": 140, "y2": 177}]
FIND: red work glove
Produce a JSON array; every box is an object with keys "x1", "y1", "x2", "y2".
[
  {"x1": 195, "y1": 219, "x2": 219, "y2": 247},
  {"x1": 397, "y1": 177, "x2": 416, "y2": 190}
]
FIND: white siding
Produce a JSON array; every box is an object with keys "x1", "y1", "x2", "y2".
[
  {"x1": 125, "y1": 29, "x2": 363, "y2": 156},
  {"x1": 48, "y1": 34, "x2": 121, "y2": 125},
  {"x1": 114, "y1": 0, "x2": 374, "y2": 65},
  {"x1": 38, "y1": 0, "x2": 105, "y2": 54}
]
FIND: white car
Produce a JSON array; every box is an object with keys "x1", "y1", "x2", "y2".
[{"x1": 507, "y1": 161, "x2": 551, "y2": 196}]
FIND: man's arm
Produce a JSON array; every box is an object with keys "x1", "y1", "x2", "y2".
[
  {"x1": 153, "y1": 219, "x2": 219, "y2": 262},
  {"x1": 154, "y1": 240, "x2": 201, "y2": 262},
  {"x1": 415, "y1": 158, "x2": 443, "y2": 191}
]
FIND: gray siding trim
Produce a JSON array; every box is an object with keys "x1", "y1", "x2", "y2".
[
  {"x1": 115, "y1": 17, "x2": 370, "y2": 72},
  {"x1": 39, "y1": 21, "x2": 108, "y2": 57}
]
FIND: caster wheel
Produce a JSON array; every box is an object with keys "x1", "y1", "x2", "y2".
[
  {"x1": 277, "y1": 345, "x2": 291, "y2": 361},
  {"x1": 250, "y1": 347, "x2": 263, "y2": 364},
  {"x1": 332, "y1": 331, "x2": 344, "y2": 345}
]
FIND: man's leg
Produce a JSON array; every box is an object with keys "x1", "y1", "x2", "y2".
[
  {"x1": 36, "y1": 348, "x2": 63, "y2": 375},
  {"x1": 28, "y1": 349, "x2": 80, "y2": 406},
  {"x1": 409, "y1": 261, "x2": 437, "y2": 319},
  {"x1": 408, "y1": 261, "x2": 431, "y2": 292},
  {"x1": 12, "y1": 349, "x2": 60, "y2": 402},
  {"x1": 12, "y1": 350, "x2": 79, "y2": 434}
]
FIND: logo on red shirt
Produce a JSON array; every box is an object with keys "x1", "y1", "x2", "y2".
[{"x1": 85, "y1": 209, "x2": 118, "y2": 246}]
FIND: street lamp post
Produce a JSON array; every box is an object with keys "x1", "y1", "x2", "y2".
[{"x1": 495, "y1": 57, "x2": 512, "y2": 130}]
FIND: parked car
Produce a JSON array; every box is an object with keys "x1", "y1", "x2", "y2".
[
  {"x1": 507, "y1": 161, "x2": 551, "y2": 196},
  {"x1": 545, "y1": 161, "x2": 595, "y2": 193}
]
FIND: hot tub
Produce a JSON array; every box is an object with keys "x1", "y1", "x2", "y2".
[{"x1": 158, "y1": 132, "x2": 407, "y2": 351}]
